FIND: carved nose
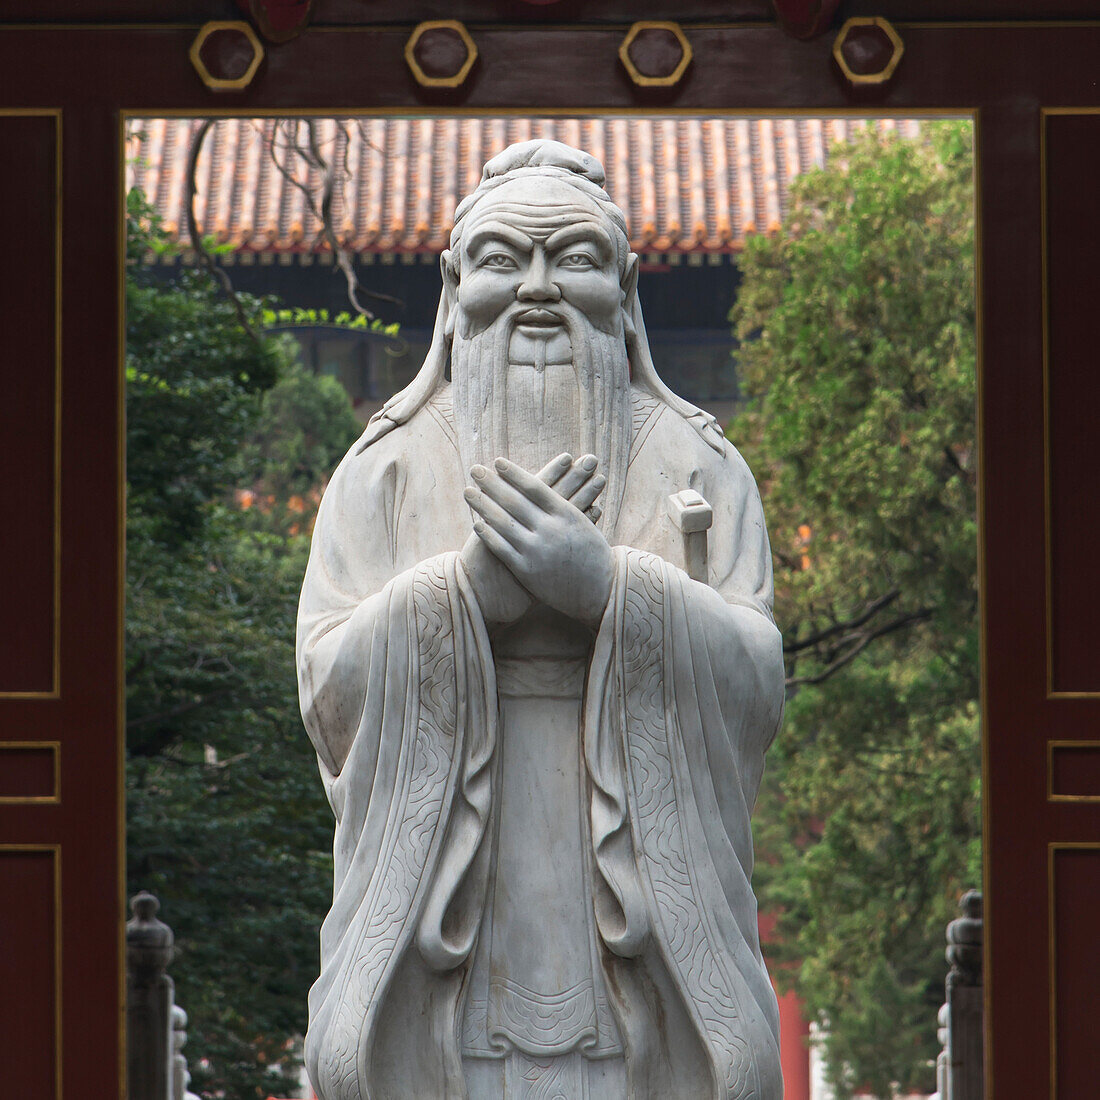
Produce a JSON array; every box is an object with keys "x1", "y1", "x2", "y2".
[{"x1": 516, "y1": 254, "x2": 561, "y2": 302}]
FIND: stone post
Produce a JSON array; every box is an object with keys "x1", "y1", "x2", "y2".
[
  {"x1": 931, "y1": 1001, "x2": 950, "y2": 1100},
  {"x1": 945, "y1": 890, "x2": 984, "y2": 1100},
  {"x1": 126, "y1": 892, "x2": 174, "y2": 1100},
  {"x1": 170, "y1": 1004, "x2": 200, "y2": 1100}
]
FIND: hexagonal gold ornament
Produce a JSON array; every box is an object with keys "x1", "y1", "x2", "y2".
[
  {"x1": 405, "y1": 20, "x2": 479, "y2": 89},
  {"x1": 189, "y1": 21, "x2": 265, "y2": 93},
  {"x1": 619, "y1": 21, "x2": 693, "y2": 88},
  {"x1": 832, "y1": 17, "x2": 905, "y2": 86}
]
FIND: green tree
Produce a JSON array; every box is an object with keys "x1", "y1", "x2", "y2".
[
  {"x1": 125, "y1": 190, "x2": 363, "y2": 1097},
  {"x1": 730, "y1": 122, "x2": 980, "y2": 1097}
]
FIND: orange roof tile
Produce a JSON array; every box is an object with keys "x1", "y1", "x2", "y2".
[{"x1": 126, "y1": 116, "x2": 922, "y2": 256}]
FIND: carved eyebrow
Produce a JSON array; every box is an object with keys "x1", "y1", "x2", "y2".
[
  {"x1": 465, "y1": 223, "x2": 533, "y2": 256},
  {"x1": 545, "y1": 223, "x2": 614, "y2": 260}
]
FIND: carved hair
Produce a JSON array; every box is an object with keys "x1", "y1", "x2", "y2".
[
  {"x1": 448, "y1": 140, "x2": 631, "y2": 279},
  {"x1": 359, "y1": 140, "x2": 725, "y2": 455}
]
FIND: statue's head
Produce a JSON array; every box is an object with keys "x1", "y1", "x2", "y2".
[
  {"x1": 441, "y1": 140, "x2": 638, "y2": 367},
  {"x1": 422, "y1": 140, "x2": 648, "y2": 510},
  {"x1": 360, "y1": 139, "x2": 724, "y2": 469}
]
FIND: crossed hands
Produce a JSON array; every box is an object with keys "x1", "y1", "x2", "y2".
[{"x1": 459, "y1": 452, "x2": 614, "y2": 628}]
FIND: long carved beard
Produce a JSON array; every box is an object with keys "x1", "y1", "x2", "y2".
[{"x1": 451, "y1": 302, "x2": 631, "y2": 535}]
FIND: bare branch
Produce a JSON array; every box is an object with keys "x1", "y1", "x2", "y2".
[
  {"x1": 185, "y1": 119, "x2": 261, "y2": 342},
  {"x1": 785, "y1": 608, "x2": 933, "y2": 688},
  {"x1": 261, "y1": 118, "x2": 403, "y2": 324},
  {"x1": 265, "y1": 121, "x2": 324, "y2": 219},
  {"x1": 317, "y1": 120, "x2": 402, "y2": 312},
  {"x1": 354, "y1": 118, "x2": 386, "y2": 157},
  {"x1": 126, "y1": 686, "x2": 239, "y2": 738},
  {"x1": 183, "y1": 116, "x2": 407, "y2": 355},
  {"x1": 943, "y1": 444, "x2": 975, "y2": 486},
  {"x1": 772, "y1": 548, "x2": 805, "y2": 572},
  {"x1": 784, "y1": 588, "x2": 901, "y2": 654}
]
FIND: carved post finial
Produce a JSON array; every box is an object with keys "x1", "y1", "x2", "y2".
[
  {"x1": 943, "y1": 889, "x2": 984, "y2": 1100},
  {"x1": 127, "y1": 890, "x2": 175, "y2": 983},
  {"x1": 130, "y1": 890, "x2": 160, "y2": 921},
  {"x1": 126, "y1": 892, "x2": 176, "y2": 1100},
  {"x1": 946, "y1": 888, "x2": 983, "y2": 987}
]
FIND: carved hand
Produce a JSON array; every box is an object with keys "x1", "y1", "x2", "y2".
[
  {"x1": 460, "y1": 453, "x2": 605, "y2": 626},
  {"x1": 465, "y1": 456, "x2": 614, "y2": 628}
]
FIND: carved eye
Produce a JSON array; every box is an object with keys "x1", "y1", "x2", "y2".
[
  {"x1": 481, "y1": 253, "x2": 518, "y2": 270},
  {"x1": 559, "y1": 252, "x2": 597, "y2": 269}
]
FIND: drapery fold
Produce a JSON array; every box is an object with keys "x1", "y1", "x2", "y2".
[
  {"x1": 585, "y1": 547, "x2": 783, "y2": 1100},
  {"x1": 303, "y1": 554, "x2": 497, "y2": 1100}
]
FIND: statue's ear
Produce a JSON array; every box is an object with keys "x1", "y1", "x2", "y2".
[
  {"x1": 621, "y1": 252, "x2": 640, "y2": 343},
  {"x1": 621, "y1": 252, "x2": 640, "y2": 313},
  {"x1": 441, "y1": 250, "x2": 458, "y2": 337}
]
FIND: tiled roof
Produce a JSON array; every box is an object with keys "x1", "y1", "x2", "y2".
[{"x1": 126, "y1": 116, "x2": 921, "y2": 256}]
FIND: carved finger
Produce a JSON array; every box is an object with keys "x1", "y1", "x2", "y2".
[
  {"x1": 464, "y1": 487, "x2": 528, "y2": 549},
  {"x1": 554, "y1": 454, "x2": 599, "y2": 501},
  {"x1": 492, "y1": 456, "x2": 566, "y2": 516},
  {"x1": 536, "y1": 452, "x2": 574, "y2": 489},
  {"x1": 472, "y1": 520, "x2": 524, "y2": 574},
  {"x1": 570, "y1": 472, "x2": 606, "y2": 514},
  {"x1": 587, "y1": 502, "x2": 603, "y2": 525},
  {"x1": 471, "y1": 494, "x2": 536, "y2": 553},
  {"x1": 470, "y1": 465, "x2": 542, "y2": 529}
]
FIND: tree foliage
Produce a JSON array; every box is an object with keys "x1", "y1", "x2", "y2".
[
  {"x1": 126, "y1": 189, "x2": 363, "y2": 1097},
  {"x1": 730, "y1": 122, "x2": 980, "y2": 1097}
]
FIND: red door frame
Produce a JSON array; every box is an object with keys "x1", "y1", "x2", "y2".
[{"x1": 1, "y1": 11, "x2": 1098, "y2": 1098}]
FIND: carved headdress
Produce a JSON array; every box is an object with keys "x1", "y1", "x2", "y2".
[{"x1": 358, "y1": 139, "x2": 725, "y2": 454}]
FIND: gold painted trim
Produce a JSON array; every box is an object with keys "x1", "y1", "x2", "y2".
[
  {"x1": 123, "y1": 106, "x2": 974, "y2": 120},
  {"x1": 1041, "y1": 107, "x2": 1100, "y2": 699},
  {"x1": 969, "y1": 106, "x2": 995, "y2": 1100},
  {"x1": 894, "y1": 20, "x2": 1100, "y2": 30},
  {"x1": 0, "y1": 108, "x2": 62, "y2": 701},
  {"x1": 1041, "y1": 108, "x2": 1053, "y2": 698},
  {"x1": 1047, "y1": 841, "x2": 1100, "y2": 1100},
  {"x1": 618, "y1": 21, "x2": 693, "y2": 89},
  {"x1": 8, "y1": 18, "x2": 1100, "y2": 32},
  {"x1": 1047, "y1": 739, "x2": 1100, "y2": 802},
  {"x1": 117, "y1": 108, "x2": 130, "y2": 1100},
  {"x1": 188, "y1": 21, "x2": 265, "y2": 93},
  {"x1": 0, "y1": 740, "x2": 60, "y2": 804},
  {"x1": 404, "y1": 21, "x2": 478, "y2": 90},
  {"x1": 0, "y1": 843, "x2": 62, "y2": 1098},
  {"x1": 832, "y1": 17, "x2": 905, "y2": 87},
  {"x1": 0, "y1": 22, "x2": 205, "y2": 31}
]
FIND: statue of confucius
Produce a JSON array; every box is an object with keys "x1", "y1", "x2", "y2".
[{"x1": 297, "y1": 140, "x2": 785, "y2": 1100}]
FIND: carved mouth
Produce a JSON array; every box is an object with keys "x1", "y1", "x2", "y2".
[{"x1": 515, "y1": 308, "x2": 564, "y2": 328}]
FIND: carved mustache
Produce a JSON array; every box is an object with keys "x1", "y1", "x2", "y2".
[
  {"x1": 500, "y1": 300, "x2": 572, "y2": 330},
  {"x1": 455, "y1": 299, "x2": 617, "y2": 341}
]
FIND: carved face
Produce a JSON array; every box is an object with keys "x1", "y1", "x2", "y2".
[{"x1": 452, "y1": 176, "x2": 629, "y2": 365}]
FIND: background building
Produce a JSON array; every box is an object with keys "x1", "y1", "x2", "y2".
[{"x1": 127, "y1": 115, "x2": 921, "y2": 423}]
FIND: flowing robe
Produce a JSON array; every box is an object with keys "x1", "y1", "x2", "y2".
[{"x1": 297, "y1": 385, "x2": 786, "y2": 1100}]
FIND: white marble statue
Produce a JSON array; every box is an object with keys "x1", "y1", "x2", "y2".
[{"x1": 297, "y1": 139, "x2": 785, "y2": 1100}]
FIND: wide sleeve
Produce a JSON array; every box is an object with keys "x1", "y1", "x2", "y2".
[
  {"x1": 299, "y1": 470, "x2": 500, "y2": 1097},
  {"x1": 296, "y1": 442, "x2": 411, "y2": 778},
  {"x1": 704, "y1": 442, "x2": 779, "y2": 625}
]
